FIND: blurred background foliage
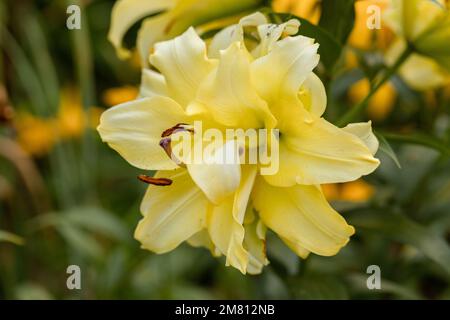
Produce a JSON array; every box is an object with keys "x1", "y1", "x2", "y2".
[{"x1": 0, "y1": 0, "x2": 450, "y2": 300}]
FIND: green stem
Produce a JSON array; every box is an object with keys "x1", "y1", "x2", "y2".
[{"x1": 337, "y1": 44, "x2": 414, "y2": 127}]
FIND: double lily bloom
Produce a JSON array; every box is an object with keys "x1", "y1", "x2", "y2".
[{"x1": 98, "y1": 12, "x2": 380, "y2": 274}]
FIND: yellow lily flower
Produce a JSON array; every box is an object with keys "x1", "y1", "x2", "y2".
[
  {"x1": 98, "y1": 13, "x2": 380, "y2": 274},
  {"x1": 108, "y1": 0, "x2": 265, "y2": 65},
  {"x1": 384, "y1": 0, "x2": 450, "y2": 71}
]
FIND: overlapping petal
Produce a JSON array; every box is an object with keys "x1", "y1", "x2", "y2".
[
  {"x1": 188, "y1": 42, "x2": 276, "y2": 129},
  {"x1": 150, "y1": 28, "x2": 218, "y2": 107},
  {"x1": 251, "y1": 35, "x2": 320, "y2": 109},
  {"x1": 207, "y1": 166, "x2": 258, "y2": 273},
  {"x1": 97, "y1": 96, "x2": 187, "y2": 170},
  {"x1": 107, "y1": 0, "x2": 176, "y2": 59},
  {"x1": 252, "y1": 177, "x2": 355, "y2": 256},
  {"x1": 135, "y1": 169, "x2": 208, "y2": 253},
  {"x1": 187, "y1": 139, "x2": 242, "y2": 204},
  {"x1": 263, "y1": 111, "x2": 380, "y2": 187}
]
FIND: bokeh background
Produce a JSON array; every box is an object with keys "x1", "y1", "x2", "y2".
[{"x1": 1, "y1": 0, "x2": 450, "y2": 299}]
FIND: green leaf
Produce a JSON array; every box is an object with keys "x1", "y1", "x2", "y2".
[
  {"x1": 380, "y1": 132, "x2": 450, "y2": 157},
  {"x1": 319, "y1": 0, "x2": 356, "y2": 45},
  {"x1": 0, "y1": 230, "x2": 25, "y2": 245},
  {"x1": 348, "y1": 210, "x2": 450, "y2": 277},
  {"x1": 270, "y1": 12, "x2": 342, "y2": 71},
  {"x1": 375, "y1": 132, "x2": 402, "y2": 168},
  {"x1": 64, "y1": 207, "x2": 130, "y2": 242},
  {"x1": 347, "y1": 273, "x2": 422, "y2": 299},
  {"x1": 58, "y1": 223, "x2": 104, "y2": 259}
]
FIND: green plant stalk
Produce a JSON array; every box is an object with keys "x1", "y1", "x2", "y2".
[
  {"x1": 65, "y1": 0, "x2": 98, "y2": 203},
  {"x1": 337, "y1": 44, "x2": 414, "y2": 127}
]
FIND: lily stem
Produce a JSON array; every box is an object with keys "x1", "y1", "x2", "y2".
[{"x1": 337, "y1": 44, "x2": 414, "y2": 127}]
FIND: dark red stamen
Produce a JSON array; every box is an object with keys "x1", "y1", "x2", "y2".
[{"x1": 138, "y1": 175, "x2": 172, "y2": 186}]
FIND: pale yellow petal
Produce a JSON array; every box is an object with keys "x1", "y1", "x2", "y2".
[
  {"x1": 280, "y1": 236, "x2": 310, "y2": 259},
  {"x1": 187, "y1": 229, "x2": 221, "y2": 257},
  {"x1": 251, "y1": 35, "x2": 320, "y2": 107},
  {"x1": 208, "y1": 12, "x2": 268, "y2": 58},
  {"x1": 264, "y1": 114, "x2": 380, "y2": 187},
  {"x1": 187, "y1": 139, "x2": 242, "y2": 204},
  {"x1": 137, "y1": 13, "x2": 173, "y2": 66},
  {"x1": 207, "y1": 165, "x2": 257, "y2": 273},
  {"x1": 189, "y1": 42, "x2": 276, "y2": 129},
  {"x1": 139, "y1": 68, "x2": 168, "y2": 98},
  {"x1": 252, "y1": 19, "x2": 300, "y2": 57},
  {"x1": 244, "y1": 218, "x2": 269, "y2": 274},
  {"x1": 135, "y1": 169, "x2": 208, "y2": 253},
  {"x1": 150, "y1": 27, "x2": 217, "y2": 107},
  {"x1": 252, "y1": 178, "x2": 355, "y2": 256},
  {"x1": 298, "y1": 72, "x2": 327, "y2": 117},
  {"x1": 342, "y1": 121, "x2": 379, "y2": 155},
  {"x1": 108, "y1": 0, "x2": 175, "y2": 59},
  {"x1": 97, "y1": 96, "x2": 186, "y2": 170}
]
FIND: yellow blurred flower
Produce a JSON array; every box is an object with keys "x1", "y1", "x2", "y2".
[
  {"x1": 56, "y1": 89, "x2": 86, "y2": 139},
  {"x1": 99, "y1": 13, "x2": 380, "y2": 274},
  {"x1": 348, "y1": 0, "x2": 394, "y2": 50},
  {"x1": 108, "y1": 0, "x2": 266, "y2": 65},
  {"x1": 384, "y1": 0, "x2": 450, "y2": 72},
  {"x1": 14, "y1": 88, "x2": 102, "y2": 156},
  {"x1": 323, "y1": 180, "x2": 375, "y2": 202},
  {"x1": 102, "y1": 86, "x2": 138, "y2": 107},
  {"x1": 348, "y1": 78, "x2": 397, "y2": 121},
  {"x1": 272, "y1": 0, "x2": 322, "y2": 24},
  {"x1": 385, "y1": 38, "x2": 450, "y2": 90},
  {"x1": 15, "y1": 113, "x2": 56, "y2": 156}
]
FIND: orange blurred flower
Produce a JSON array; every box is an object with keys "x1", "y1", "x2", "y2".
[
  {"x1": 348, "y1": 78, "x2": 397, "y2": 121},
  {"x1": 102, "y1": 86, "x2": 138, "y2": 107},
  {"x1": 323, "y1": 180, "x2": 375, "y2": 202}
]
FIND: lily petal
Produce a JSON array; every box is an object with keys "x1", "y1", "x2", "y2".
[
  {"x1": 342, "y1": 121, "x2": 379, "y2": 155},
  {"x1": 299, "y1": 73, "x2": 327, "y2": 117},
  {"x1": 150, "y1": 27, "x2": 217, "y2": 107},
  {"x1": 187, "y1": 229, "x2": 221, "y2": 257},
  {"x1": 252, "y1": 177, "x2": 355, "y2": 256},
  {"x1": 188, "y1": 139, "x2": 241, "y2": 204},
  {"x1": 207, "y1": 165, "x2": 257, "y2": 273},
  {"x1": 108, "y1": 0, "x2": 175, "y2": 59},
  {"x1": 264, "y1": 114, "x2": 380, "y2": 187},
  {"x1": 244, "y1": 217, "x2": 269, "y2": 274},
  {"x1": 97, "y1": 96, "x2": 186, "y2": 170},
  {"x1": 208, "y1": 12, "x2": 268, "y2": 58},
  {"x1": 189, "y1": 42, "x2": 276, "y2": 129},
  {"x1": 252, "y1": 19, "x2": 300, "y2": 57},
  {"x1": 139, "y1": 68, "x2": 168, "y2": 98},
  {"x1": 135, "y1": 169, "x2": 208, "y2": 253},
  {"x1": 251, "y1": 35, "x2": 320, "y2": 107}
]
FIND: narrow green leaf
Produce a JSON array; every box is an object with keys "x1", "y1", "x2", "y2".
[
  {"x1": 380, "y1": 132, "x2": 450, "y2": 157},
  {"x1": 65, "y1": 207, "x2": 130, "y2": 242},
  {"x1": 375, "y1": 132, "x2": 402, "y2": 168},
  {"x1": 348, "y1": 210, "x2": 450, "y2": 277}
]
